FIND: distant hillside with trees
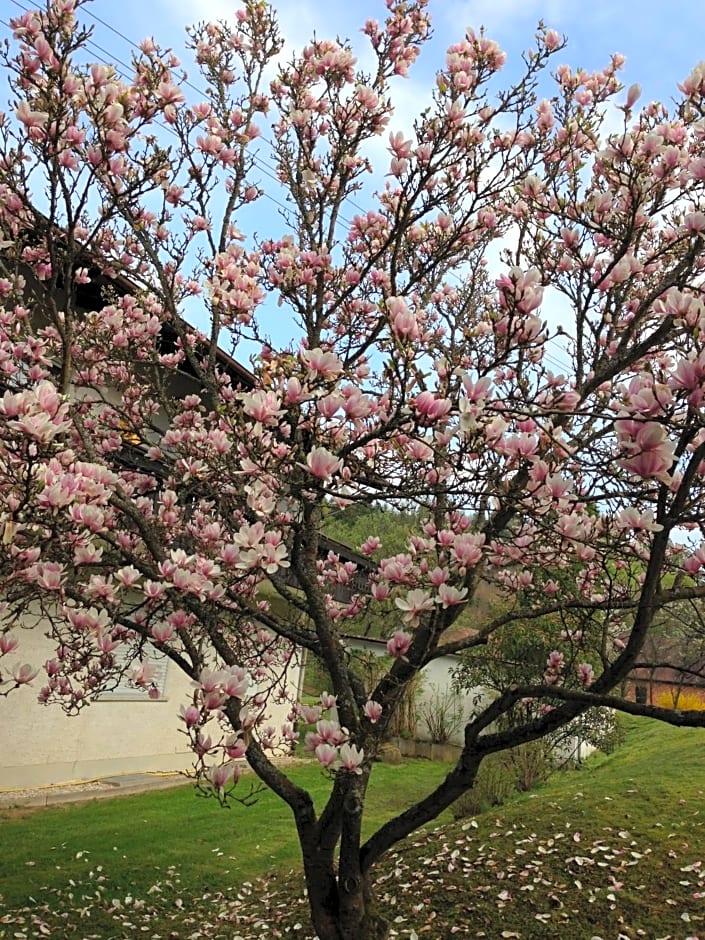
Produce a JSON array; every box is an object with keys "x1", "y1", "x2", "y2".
[{"x1": 323, "y1": 502, "x2": 496, "y2": 640}]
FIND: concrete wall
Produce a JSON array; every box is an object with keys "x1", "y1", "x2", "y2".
[{"x1": 0, "y1": 626, "x2": 301, "y2": 789}]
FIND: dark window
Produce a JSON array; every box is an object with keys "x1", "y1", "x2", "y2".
[{"x1": 635, "y1": 684, "x2": 647, "y2": 705}]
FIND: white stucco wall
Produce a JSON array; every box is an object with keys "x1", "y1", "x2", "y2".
[
  {"x1": 0, "y1": 626, "x2": 301, "y2": 788},
  {"x1": 344, "y1": 635, "x2": 479, "y2": 746}
]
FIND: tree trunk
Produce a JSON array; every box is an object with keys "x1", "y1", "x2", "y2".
[{"x1": 304, "y1": 858, "x2": 389, "y2": 940}]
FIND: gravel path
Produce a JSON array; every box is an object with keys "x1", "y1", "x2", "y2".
[{"x1": 0, "y1": 779, "x2": 119, "y2": 806}]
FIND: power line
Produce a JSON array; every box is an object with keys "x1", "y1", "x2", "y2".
[
  {"x1": 79, "y1": 2, "x2": 367, "y2": 227},
  {"x1": 1, "y1": 1, "x2": 573, "y2": 370},
  {"x1": 4, "y1": 0, "x2": 295, "y2": 218}
]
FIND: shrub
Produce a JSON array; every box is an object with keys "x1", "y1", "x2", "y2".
[
  {"x1": 451, "y1": 753, "x2": 516, "y2": 818},
  {"x1": 549, "y1": 708, "x2": 625, "y2": 763},
  {"x1": 505, "y1": 740, "x2": 554, "y2": 792},
  {"x1": 655, "y1": 689, "x2": 705, "y2": 710},
  {"x1": 419, "y1": 684, "x2": 465, "y2": 744},
  {"x1": 302, "y1": 652, "x2": 333, "y2": 697},
  {"x1": 451, "y1": 740, "x2": 555, "y2": 819}
]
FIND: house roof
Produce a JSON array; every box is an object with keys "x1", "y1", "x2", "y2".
[
  {"x1": 70, "y1": 257, "x2": 257, "y2": 390},
  {"x1": 628, "y1": 633, "x2": 705, "y2": 689}
]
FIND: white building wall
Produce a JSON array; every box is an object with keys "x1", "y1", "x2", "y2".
[
  {"x1": 344, "y1": 635, "x2": 479, "y2": 746},
  {"x1": 0, "y1": 627, "x2": 301, "y2": 788}
]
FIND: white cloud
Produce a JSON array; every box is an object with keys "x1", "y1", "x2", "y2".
[
  {"x1": 439, "y1": 0, "x2": 568, "y2": 38},
  {"x1": 153, "y1": 0, "x2": 363, "y2": 58}
]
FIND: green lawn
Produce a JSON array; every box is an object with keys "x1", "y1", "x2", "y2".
[
  {"x1": 2, "y1": 718, "x2": 705, "y2": 939},
  {"x1": 0, "y1": 758, "x2": 454, "y2": 919}
]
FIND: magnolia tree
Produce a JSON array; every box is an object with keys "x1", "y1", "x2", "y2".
[{"x1": 3, "y1": 0, "x2": 705, "y2": 936}]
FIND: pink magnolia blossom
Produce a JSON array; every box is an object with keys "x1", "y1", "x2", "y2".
[
  {"x1": 29, "y1": 562, "x2": 65, "y2": 591},
  {"x1": 306, "y1": 446, "x2": 342, "y2": 481},
  {"x1": 225, "y1": 734, "x2": 247, "y2": 759},
  {"x1": 301, "y1": 347, "x2": 342, "y2": 379},
  {"x1": 315, "y1": 742, "x2": 338, "y2": 768},
  {"x1": 364, "y1": 700, "x2": 383, "y2": 723},
  {"x1": 371, "y1": 582, "x2": 391, "y2": 601},
  {"x1": 12, "y1": 663, "x2": 39, "y2": 685},
  {"x1": 670, "y1": 354, "x2": 705, "y2": 406},
  {"x1": 544, "y1": 29, "x2": 561, "y2": 50},
  {"x1": 179, "y1": 704, "x2": 201, "y2": 728},
  {"x1": 209, "y1": 762, "x2": 237, "y2": 790},
  {"x1": 239, "y1": 705, "x2": 256, "y2": 730},
  {"x1": 152, "y1": 622, "x2": 175, "y2": 643},
  {"x1": 394, "y1": 588, "x2": 434, "y2": 624},
  {"x1": 578, "y1": 663, "x2": 595, "y2": 687},
  {"x1": 436, "y1": 583, "x2": 468, "y2": 608},
  {"x1": 114, "y1": 566, "x2": 141, "y2": 588},
  {"x1": 616, "y1": 420, "x2": 675, "y2": 482},
  {"x1": 386, "y1": 630, "x2": 412, "y2": 658},
  {"x1": 413, "y1": 391, "x2": 452, "y2": 422},
  {"x1": 129, "y1": 660, "x2": 159, "y2": 689},
  {"x1": 316, "y1": 719, "x2": 344, "y2": 745},
  {"x1": 546, "y1": 650, "x2": 564, "y2": 671},
  {"x1": 615, "y1": 507, "x2": 663, "y2": 532},
  {"x1": 452, "y1": 533, "x2": 485, "y2": 568},
  {"x1": 360, "y1": 536, "x2": 382, "y2": 555},
  {"x1": 317, "y1": 393, "x2": 344, "y2": 419},
  {"x1": 222, "y1": 666, "x2": 249, "y2": 699},
  {"x1": 11, "y1": 409, "x2": 70, "y2": 443},
  {"x1": 388, "y1": 297, "x2": 420, "y2": 340},
  {"x1": 338, "y1": 742, "x2": 364, "y2": 773},
  {"x1": 684, "y1": 555, "x2": 702, "y2": 575},
  {"x1": 299, "y1": 703, "x2": 323, "y2": 724},
  {"x1": 0, "y1": 633, "x2": 19, "y2": 655},
  {"x1": 241, "y1": 389, "x2": 284, "y2": 425},
  {"x1": 15, "y1": 101, "x2": 49, "y2": 129}
]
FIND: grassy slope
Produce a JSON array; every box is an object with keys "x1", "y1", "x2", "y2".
[
  {"x1": 376, "y1": 716, "x2": 705, "y2": 939},
  {"x1": 1, "y1": 717, "x2": 704, "y2": 939}
]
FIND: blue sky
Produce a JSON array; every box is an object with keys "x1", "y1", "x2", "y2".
[
  {"x1": 58, "y1": 0, "x2": 705, "y2": 109},
  {"x1": 5, "y1": 0, "x2": 703, "y2": 114}
]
